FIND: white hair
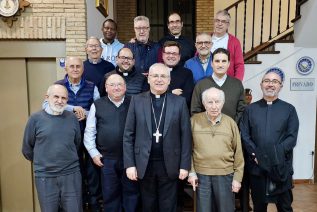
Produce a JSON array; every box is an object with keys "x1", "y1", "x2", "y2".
[{"x1": 202, "y1": 87, "x2": 225, "y2": 104}]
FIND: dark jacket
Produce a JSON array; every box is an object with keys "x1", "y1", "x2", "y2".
[
  {"x1": 123, "y1": 92, "x2": 192, "y2": 179},
  {"x1": 125, "y1": 40, "x2": 160, "y2": 74}
]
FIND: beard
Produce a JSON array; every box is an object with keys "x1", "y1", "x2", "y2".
[{"x1": 49, "y1": 103, "x2": 66, "y2": 114}]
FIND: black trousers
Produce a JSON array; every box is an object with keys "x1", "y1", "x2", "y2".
[
  {"x1": 140, "y1": 160, "x2": 177, "y2": 212},
  {"x1": 249, "y1": 175, "x2": 293, "y2": 212}
]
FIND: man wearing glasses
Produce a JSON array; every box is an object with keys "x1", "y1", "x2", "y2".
[
  {"x1": 125, "y1": 16, "x2": 160, "y2": 75},
  {"x1": 240, "y1": 68, "x2": 299, "y2": 212},
  {"x1": 159, "y1": 12, "x2": 195, "y2": 66},
  {"x1": 83, "y1": 36, "x2": 115, "y2": 96},
  {"x1": 185, "y1": 32, "x2": 214, "y2": 83},
  {"x1": 105, "y1": 47, "x2": 148, "y2": 96},
  {"x1": 211, "y1": 10, "x2": 244, "y2": 81},
  {"x1": 124, "y1": 63, "x2": 192, "y2": 212},
  {"x1": 84, "y1": 73, "x2": 140, "y2": 211},
  {"x1": 162, "y1": 41, "x2": 194, "y2": 107}
]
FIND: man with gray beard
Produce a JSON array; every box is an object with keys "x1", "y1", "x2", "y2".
[{"x1": 22, "y1": 84, "x2": 82, "y2": 212}]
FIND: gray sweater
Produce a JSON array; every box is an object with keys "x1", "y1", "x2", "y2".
[{"x1": 22, "y1": 110, "x2": 81, "y2": 177}]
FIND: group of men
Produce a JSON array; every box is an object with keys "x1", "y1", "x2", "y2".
[{"x1": 22, "y1": 9, "x2": 299, "y2": 212}]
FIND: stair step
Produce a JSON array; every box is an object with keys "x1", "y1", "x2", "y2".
[
  {"x1": 245, "y1": 61, "x2": 262, "y2": 64},
  {"x1": 258, "y1": 50, "x2": 280, "y2": 54}
]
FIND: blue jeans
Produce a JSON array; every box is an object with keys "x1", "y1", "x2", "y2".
[
  {"x1": 196, "y1": 173, "x2": 235, "y2": 212},
  {"x1": 101, "y1": 158, "x2": 140, "y2": 212}
]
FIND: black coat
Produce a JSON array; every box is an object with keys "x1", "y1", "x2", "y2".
[{"x1": 123, "y1": 92, "x2": 192, "y2": 179}]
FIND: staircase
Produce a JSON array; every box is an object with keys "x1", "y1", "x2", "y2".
[{"x1": 224, "y1": 0, "x2": 309, "y2": 65}]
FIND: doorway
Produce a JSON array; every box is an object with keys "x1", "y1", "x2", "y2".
[
  {"x1": 0, "y1": 41, "x2": 65, "y2": 212},
  {"x1": 137, "y1": 0, "x2": 196, "y2": 41}
]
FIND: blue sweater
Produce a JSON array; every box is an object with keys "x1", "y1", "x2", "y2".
[{"x1": 184, "y1": 55, "x2": 213, "y2": 83}]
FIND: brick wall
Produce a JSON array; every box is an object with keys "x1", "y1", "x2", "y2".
[
  {"x1": 115, "y1": 0, "x2": 213, "y2": 42},
  {"x1": 0, "y1": 0, "x2": 87, "y2": 58},
  {"x1": 196, "y1": 0, "x2": 214, "y2": 34},
  {"x1": 116, "y1": 0, "x2": 137, "y2": 43}
]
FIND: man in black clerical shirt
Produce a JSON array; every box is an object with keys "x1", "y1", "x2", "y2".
[
  {"x1": 159, "y1": 12, "x2": 195, "y2": 66},
  {"x1": 124, "y1": 63, "x2": 192, "y2": 212},
  {"x1": 162, "y1": 40, "x2": 194, "y2": 108},
  {"x1": 240, "y1": 68, "x2": 299, "y2": 212},
  {"x1": 105, "y1": 47, "x2": 148, "y2": 96}
]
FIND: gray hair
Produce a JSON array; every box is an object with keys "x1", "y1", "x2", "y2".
[
  {"x1": 216, "y1": 10, "x2": 231, "y2": 22},
  {"x1": 134, "y1": 16, "x2": 150, "y2": 26},
  {"x1": 202, "y1": 87, "x2": 225, "y2": 104},
  {"x1": 149, "y1": 63, "x2": 170, "y2": 76},
  {"x1": 195, "y1": 32, "x2": 212, "y2": 42},
  {"x1": 85, "y1": 36, "x2": 101, "y2": 48}
]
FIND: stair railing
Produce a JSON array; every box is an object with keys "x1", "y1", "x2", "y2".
[{"x1": 224, "y1": 0, "x2": 304, "y2": 55}]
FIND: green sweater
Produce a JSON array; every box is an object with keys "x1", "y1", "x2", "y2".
[
  {"x1": 191, "y1": 76, "x2": 245, "y2": 123},
  {"x1": 190, "y1": 112, "x2": 244, "y2": 182}
]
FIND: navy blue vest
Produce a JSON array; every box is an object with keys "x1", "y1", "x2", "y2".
[{"x1": 55, "y1": 75, "x2": 95, "y2": 131}]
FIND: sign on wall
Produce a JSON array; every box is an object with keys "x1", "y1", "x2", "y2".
[{"x1": 290, "y1": 78, "x2": 315, "y2": 91}]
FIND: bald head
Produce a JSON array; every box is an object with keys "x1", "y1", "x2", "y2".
[
  {"x1": 105, "y1": 74, "x2": 126, "y2": 102},
  {"x1": 65, "y1": 56, "x2": 84, "y2": 84}
]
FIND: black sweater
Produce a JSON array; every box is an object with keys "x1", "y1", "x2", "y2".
[{"x1": 94, "y1": 96, "x2": 131, "y2": 159}]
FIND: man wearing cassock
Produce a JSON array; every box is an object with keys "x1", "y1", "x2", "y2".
[
  {"x1": 123, "y1": 63, "x2": 192, "y2": 212},
  {"x1": 240, "y1": 67, "x2": 299, "y2": 212}
]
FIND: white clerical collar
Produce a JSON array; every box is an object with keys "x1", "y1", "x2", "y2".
[
  {"x1": 108, "y1": 96, "x2": 125, "y2": 107},
  {"x1": 151, "y1": 92, "x2": 166, "y2": 99},
  {"x1": 212, "y1": 73, "x2": 227, "y2": 86},
  {"x1": 167, "y1": 67, "x2": 173, "y2": 72},
  {"x1": 88, "y1": 58, "x2": 102, "y2": 64}
]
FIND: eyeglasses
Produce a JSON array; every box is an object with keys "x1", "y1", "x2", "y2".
[
  {"x1": 262, "y1": 79, "x2": 282, "y2": 85},
  {"x1": 134, "y1": 27, "x2": 150, "y2": 31},
  {"x1": 215, "y1": 19, "x2": 229, "y2": 24},
  {"x1": 106, "y1": 83, "x2": 125, "y2": 88},
  {"x1": 149, "y1": 74, "x2": 170, "y2": 80},
  {"x1": 196, "y1": 41, "x2": 212, "y2": 46},
  {"x1": 87, "y1": 44, "x2": 101, "y2": 49},
  {"x1": 118, "y1": 56, "x2": 133, "y2": 61},
  {"x1": 163, "y1": 51, "x2": 179, "y2": 56}
]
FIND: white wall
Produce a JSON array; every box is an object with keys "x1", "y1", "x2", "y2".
[
  {"x1": 86, "y1": 0, "x2": 114, "y2": 38},
  {"x1": 294, "y1": 0, "x2": 317, "y2": 47},
  {"x1": 244, "y1": 45, "x2": 317, "y2": 180}
]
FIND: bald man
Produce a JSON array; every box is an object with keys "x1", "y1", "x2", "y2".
[
  {"x1": 84, "y1": 74, "x2": 139, "y2": 211},
  {"x1": 23, "y1": 84, "x2": 82, "y2": 212}
]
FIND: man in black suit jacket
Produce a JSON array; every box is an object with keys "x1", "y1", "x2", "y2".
[{"x1": 123, "y1": 63, "x2": 192, "y2": 212}]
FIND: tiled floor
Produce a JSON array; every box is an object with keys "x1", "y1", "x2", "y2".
[
  {"x1": 183, "y1": 183, "x2": 317, "y2": 212},
  {"x1": 267, "y1": 183, "x2": 317, "y2": 212}
]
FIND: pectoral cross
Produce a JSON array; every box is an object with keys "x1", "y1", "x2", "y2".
[{"x1": 153, "y1": 129, "x2": 162, "y2": 143}]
